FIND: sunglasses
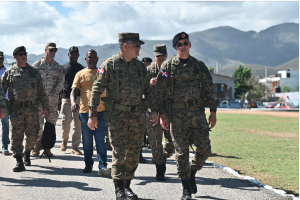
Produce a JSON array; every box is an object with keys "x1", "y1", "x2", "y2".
[
  {"x1": 47, "y1": 49, "x2": 57, "y2": 53},
  {"x1": 126, "y1": 43, "x2": 141, "y2": 48},
  {"x1": 0, "y1": 58, "x2": 4, "y2": 60},
  {"x1": 176, "y1": 41, "x2": 189, "y2": 48},
  {"x1": 18, "y1": 52, "x2": 28, "y2": 57},
  {"x1": 156, "y1": 55, "x2": 166, "y2": 58}
]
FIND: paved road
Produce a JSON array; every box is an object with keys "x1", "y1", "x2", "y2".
[{"x1": 0, "y1": 114, "x2": 296, "y2": 200}]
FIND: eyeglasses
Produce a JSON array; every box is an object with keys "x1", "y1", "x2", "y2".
[
  {"x1": 18, "y1": 52, "x2": 28, "y2": 57},
  {"x1": 0, "y1": 58, "x2": 4, "y2": 60},
  {"x1": 176, "y1": 41, "x2": 189, "y2": 48},
  {"x1": 126, "y1": 43, "x2": 141, "y2": 48},
  {"x1": 47, "y1": 49, "x2": 57, "y2": 53}
]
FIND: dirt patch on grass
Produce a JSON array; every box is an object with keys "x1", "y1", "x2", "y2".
[
  {"x1": 240, "y1": 128, "x2": 299, "y2": 140},
  {"x1": 214, "y1": 110, "x2": 299, "y2": 118}
]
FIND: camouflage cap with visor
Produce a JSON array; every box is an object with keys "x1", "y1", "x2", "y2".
[
  {"x1": 153, "y1": 44, "x2": 167, "y2": 56},
  {"x1": 45, "y1": 42, "x2": 57, "y2": 50},
  {"x1": 118, "y1": 32, "x2": 145, "y2": 44}
]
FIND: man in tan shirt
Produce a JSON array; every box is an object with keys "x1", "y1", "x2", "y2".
[{"x1": 71, "y1": 49, "x2": 110, "y2": 176}]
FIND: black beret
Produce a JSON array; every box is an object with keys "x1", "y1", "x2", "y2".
[
  {"x1": 142, "y1": 57, "x2": 152, "y2": 63},
  {"x1": 13, "y1": 46, "x2": 26, "y2": 55},
  {"x1": 172, "y1": 32, "x2": 189, "y2": 47}
]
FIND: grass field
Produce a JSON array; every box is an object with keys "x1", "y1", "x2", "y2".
[{"x1": 204, "y1": 111, "x2": 299, "y2": 196}]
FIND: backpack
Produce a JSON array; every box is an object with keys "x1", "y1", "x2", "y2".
[{"x1": 40, "y1": 121, "x2": 56, "y2": 162}]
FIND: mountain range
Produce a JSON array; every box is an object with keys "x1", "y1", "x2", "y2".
[{"x1": 4, "y1": 22, "x2": 299, "y2": 77}]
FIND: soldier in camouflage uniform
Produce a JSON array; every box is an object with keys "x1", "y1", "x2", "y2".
[
  {"x1": 0, "y1": 80, "x2": 6, "y2": 120},
  {"x1": 154, "y1": 32, "x2": 217, "y2": 200},
  {"x1": 146, "y1": 44, "x2": 174, "y2": 181},
  {"x1": 2, "y1": 46, "x2": 49, "y2": 172},
  {"x1": 87, "y1": 33, "x2": 161, "y2": 200},
  {"x1": 31, "y1": 43, "x2": 65, "y2": 157}
]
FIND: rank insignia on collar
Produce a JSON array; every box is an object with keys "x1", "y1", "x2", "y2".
[
  {"x1": 98, "y1": 67, "x2": 104, "y2": 75},
  {"x1": 160, "y1": 69, "x2": 169, "y2": 78}
]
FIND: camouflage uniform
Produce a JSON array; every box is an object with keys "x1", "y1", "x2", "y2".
[
  {"x1": 146, "y1": 59, "x2": 174, "y2": 165},
  {"x1": 88, "y1": 52, "x2": 160, "y2": 181},
  {"x1": 0, "y1": 84, "x2": 6, "y2": 111},
  {"x1": 2, "y1": 63, "x2": 49, "y2": 157},
  {"x1": 157, "y1": 55, "x2": 216, "y2": 180},
  {"x1": 32, "y1": 57, "x2": 64, "y2": 140}
]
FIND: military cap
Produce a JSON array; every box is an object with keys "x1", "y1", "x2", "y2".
[
  {"x1": 172, "y1": 32, "x2": 189, "y2": 47},
  {"x1": 45, "y1": 42, "x2": 57, "y2": 50},
  {"x1": 0, "y1": 51, "x2": 4, "y2": 58},
  {"x1": 118, "y1": 32, "x2": 144, "y2": 44},
  {"x1": 69, "y1": 46, "x2": 79, "y2": 53},
  {"x1": 153, "y1": 44, "x2": 167, "y2": 56},
  {"x1": 142, "y1": 57, "x2": 152, "y2": 63},
  {"x1": 13, "y1": 46, "x2": 26, "y2": 55}
]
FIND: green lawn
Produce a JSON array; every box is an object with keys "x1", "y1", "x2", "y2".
[{"x1": 206, "y1": 112, "x2": 299, "y2": 196}]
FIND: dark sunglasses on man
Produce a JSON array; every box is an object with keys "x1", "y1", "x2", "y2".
[
  {"x1": 47, "y1": 49, "x2": 57, "y2": 53},
  {"x1": 18, "y1": 52, "x2": 28, "y2": 57},
  {"x1": 176, "y1": 41, "x2": 189, "y2": 48}
]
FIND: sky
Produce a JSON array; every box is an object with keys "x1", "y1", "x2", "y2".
[{"x1": 0, "y1": 1, "x2": 298, "y2": 55}]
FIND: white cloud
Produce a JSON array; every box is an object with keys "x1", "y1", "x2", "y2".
[{"x1": 0, "y1": 1, "x2": 298, "y2": 55}]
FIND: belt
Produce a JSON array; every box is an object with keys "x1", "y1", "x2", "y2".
[
  {"x1": 172, "y1": 99, "x2": 199, "y2": 109},
  {"x1": 113, "y1": 103, "x2": 139, "y2": 112},
  {"x1": 13, "y1": 99, "x2": 39, "y2": 106}
]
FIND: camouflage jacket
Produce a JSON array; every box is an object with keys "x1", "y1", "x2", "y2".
[
  {"x1": 88, "y1": 53, "x2": 161, "y2": 117},
  {"x1": 2, "y1": 63, "x2": 49, "y2": 109},
  {"x1": 156, "y1": 55, "x2": 217, "y2": 112},
  {"x1": 0, "y1": 85, "x2": 5, "y2": 109},
  {"x1": 32, "y1": 58, "x2": 64, "y2": 99},
  {"x1": 147, "y1": 62, "x2": 161, "y2": 78}
]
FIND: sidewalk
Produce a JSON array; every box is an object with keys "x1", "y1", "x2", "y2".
[{"x1": 0, "y1": 114, "x2": 296, "y2": 200}]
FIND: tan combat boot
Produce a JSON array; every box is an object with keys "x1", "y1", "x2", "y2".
[
  {"x1": 71, "y1": 148, "x2": 83, "y2": 155},
  {"x1": 32, "y1": 140, "x2": 42, "y2": 156},
  {"x1": 45, "y1": 149, "x2": 53, "y2": 157},
  {"x1": 61, "y1": 141, "x2": 67, "y2": 151}
]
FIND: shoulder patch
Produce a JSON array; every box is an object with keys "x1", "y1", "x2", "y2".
[{"x1": 97, "y1": 67, "x2": 104, "y2": 75}]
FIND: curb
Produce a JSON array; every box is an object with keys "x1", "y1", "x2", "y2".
[{"x1": 198, "y1": 156, "x2": 299, "y2": 200}]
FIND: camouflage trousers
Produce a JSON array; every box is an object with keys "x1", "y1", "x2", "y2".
[
  {"x1": 10, "y1": 105, "x2": 40, "y2": 158},
  {"x1": 108, "y1": 110, "x2": 144, "y2": 181},
  {"x1": 145, "y1": 112, "x2": 174, "y2": 165},
  {"x1": 37, "y1": 100, "x2": 59, "y2": 141},
  {"x1": 170, "y1": 107, "x2": 211, "y2": 180}
]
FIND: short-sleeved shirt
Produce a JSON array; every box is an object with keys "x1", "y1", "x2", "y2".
[
  {"x1": 72, "y1": 68, "x2": 106, "y2": 113},
  {"x1": 62, "y1": 62, "x2": 85, "y2": 98}
]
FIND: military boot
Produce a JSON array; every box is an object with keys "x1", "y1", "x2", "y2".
[
  {"x1": 114, "y1": 181, "x2": 127, "y2": 200},
  {"x1": 124, "y1": 180, "x2": 138, "y2": 200},
  {"x1": 155, "y1": 164, "x2": 166, "y2": 181},
  {"x1": 32, "y1": 140, "x2": 42, "y2": 156},
  {"x1": 189, "y1": 168, "x2": 197, "y2": 194},
  {"x1": 23, "y1": 149, "x2": 31, "y2": 166},
  {"x1": 181, "y1": 180, "x2": 192, "y2": 200},
  {"x1": 13, "y1": 156, "x2": 25, "y2": 172}
]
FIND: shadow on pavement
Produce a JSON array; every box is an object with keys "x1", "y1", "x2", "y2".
[
  {"x1": 0, "y1": 176, "x2": 100, "y2": 191},
  {"x1": 195, "y1": 196, "x2": 227, "y2": 200},
  {"x1": 209, "y1": 153, "x2": 242, "y2": 159}
]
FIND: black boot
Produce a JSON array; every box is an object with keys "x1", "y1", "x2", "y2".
[
  {"x1": 124, "y1": 180, "x2": 138, "y2": 200},
  {"x1": 189, "y1": 168, "x2": 197, "y2": 194},
  {"x1": 181, "y1": 180, "x2": 192, "y2": 200},
  {"x1": 23, "y1": 149, "x2": 31, "y2": 166},
  {"x1": 155, "y1": 164, "x2": 166, "y2": 181},
  {"x1": 139, "y1": 147, "x2": 146, "y2": 163},
  {"x1": 114, "y1": 181, "x2": 127, "y2": 200},
  {"x1": 13, "y1": 156, "x2": 25, "y2": 172}
]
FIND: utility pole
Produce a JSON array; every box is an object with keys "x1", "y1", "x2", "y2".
[
  {"x1": 265, "y1": 66, "x2": 267, "y2": 77},
  {"x1": 216, "y1": 62, "x2": 218, "y2": 74}
]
